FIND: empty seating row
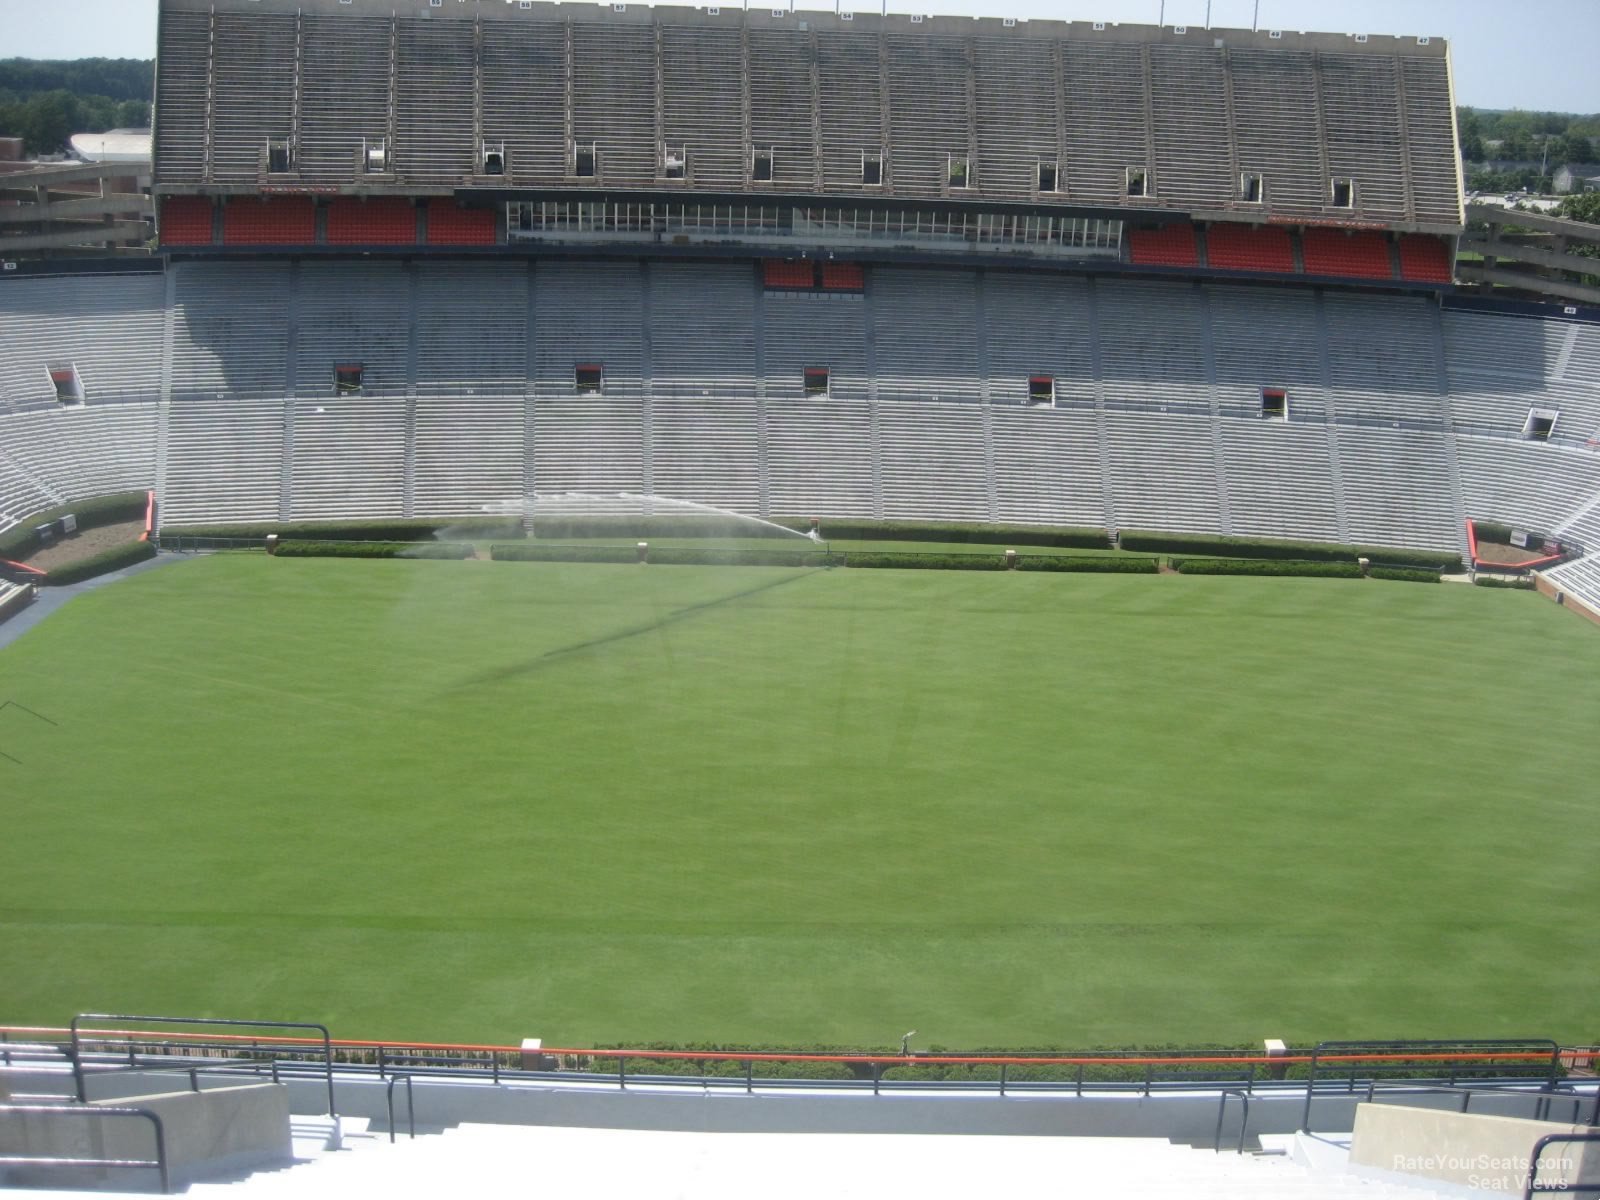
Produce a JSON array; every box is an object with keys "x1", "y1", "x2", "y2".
[{"x1": 156, "y1": 3, "x2": 1463, "y2": 225}]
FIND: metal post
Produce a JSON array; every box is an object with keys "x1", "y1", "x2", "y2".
[
  {"x1": 999, "y1": 1064, "x2": 1006, "y2": 1097},
  {"x1": 1252, "y1": 0, "x2": 1260, "y2": 31},
  {"x1": 745, "y1": 1060, "x2": 753, "y2": 1094},
  {"x1": 619, "y1": 1055, "x2": 626, "y2": 1091}
]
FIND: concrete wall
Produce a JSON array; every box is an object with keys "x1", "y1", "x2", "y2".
[
  {"x1": 0, "y1": 1082, "x2": 291, "y2": 1190},
  {"x1": 1349, "y1": 1102, "x2": 1600, "y2": 1196}
]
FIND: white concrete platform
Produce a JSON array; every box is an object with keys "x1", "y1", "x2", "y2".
[{"x1": 1, "y1": 1122, "x2": 1464, "y2": 1198}]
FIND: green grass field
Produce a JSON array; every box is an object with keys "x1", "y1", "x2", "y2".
[{"x1": 2, "y1": 555, "x2": 1597, "y2": 1049}]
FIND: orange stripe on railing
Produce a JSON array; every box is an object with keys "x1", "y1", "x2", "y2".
[
  {"x1": 1, "y1": 1025, "x2": 1578, "y2": 1070},
  {"x1": 0, "y1": 558, "x2": 46, "y2": 578}
]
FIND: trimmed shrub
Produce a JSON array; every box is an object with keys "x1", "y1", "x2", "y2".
[
  {"x1": 1173, "y1": 557, "x2": 1363, "y2": 578},
  {"x1": 1369, "y1": 566, "x2": 1442, "y2": 584},
  {"x1": 1474, "y1": 575, "x2": 1537, "y2": 590},
  {"x1": 43, "y1": 539, "x2": 157, "y2": 586},
  {"x1": 1014, "y1": 555, "x2": 1160, "y2": 574},
  {"x1": 1471, "y1": 521, "x2": 1516, "y2": 545},
  {"x1": 841, "y1": 551, "x2": 1008, "y2": 571},
  {"x1": 788, "y1": 518, "x2": 1110, "y2": 550},
  {"x1": 0, "y1": 491, "x2": 149, "y2": 559},
  {"x1": 274, "y1": 540, "x2": 474, "y2": 560},
  {"x1": 647, "y1": 547, "x2": 834, "y2": 567},
  {"x1": 1120, "y1": 530, "x2": 1460, "y2": 571},
  {"x1": 491, "y1": 544, "x2": 635, "y2": 564},
  {"x1": 161, "y1": 518, "x2": 524, "y2": 543},
  {"x1": 529, "y1": 514, "x2": 800, "y2": 541}
]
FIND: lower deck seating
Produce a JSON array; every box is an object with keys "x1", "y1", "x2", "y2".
[{"x1": 1, "y1": 261, "x2": 1597, "y2": 568}]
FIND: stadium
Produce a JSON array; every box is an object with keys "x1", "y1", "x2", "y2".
[{"x1": 1, "y1": 0, "x2": 1599, "y2": 1193}]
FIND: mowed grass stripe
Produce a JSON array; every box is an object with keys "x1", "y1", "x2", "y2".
[{"x1": 0, "y1": 555, "x2": 1595, "y2": 1047}]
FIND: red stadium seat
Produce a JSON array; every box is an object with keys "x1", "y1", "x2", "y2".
[
  {"x1": 1398, "y1": 235, "x2": 1453, "y2": 284},
  {"x1": 222, "y1": 197, "x2": 315, "y2": 245},
  {"x1": 159, "y1": 196, "x2": 214, "y2": 246},
  {"x1": 1127, "y1": 225, "x2": 1199, "y2": 268},
  {"x1": 1301, "y1": 229, "x2": 1394, "y2": 280},
  {"x1": 763, "y1": 259, "x2": 817, "y2": 289},
  {"x1": 1204, "y1": 224, "x2": 1295, "y2": 273},
  {"x1": 426, "y1": 201, "x2": 496, "y2": 246},
  {"x1": 820, "y1": 261, "x2": 865, "y2": 291},
  {"x1": 326, "y1": 198, "x2": 417, "y2": 245}
]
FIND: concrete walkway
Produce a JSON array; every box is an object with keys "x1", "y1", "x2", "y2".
[{"x1": 0, "y1": 551, "x2": 193, "y2": 652}]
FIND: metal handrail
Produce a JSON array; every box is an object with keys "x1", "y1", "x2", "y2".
[
  {"x1": 385, "y1": 1073, "x2": 416, "y2": 1143},
  {"x1": 1213, "y1": 1090, "x2": 1250, "y2": 1154},
  {"x1": 0, "y1": 1103, "x2": 169, "y2": 1194},
  {"x1": 1300, "y1": 1039, "x2": 1560, "y2": 1133},
  {"x1": 71, "y1": 1013, "x2": 336, "y2": 1120},
  {"x1": 1524, "y1": 1133, "x2": 1600, "y2": 1199}
]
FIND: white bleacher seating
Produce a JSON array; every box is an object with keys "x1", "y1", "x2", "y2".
[{"x1": 3, "y1": 263, "x2": 1598, "y2": 570}]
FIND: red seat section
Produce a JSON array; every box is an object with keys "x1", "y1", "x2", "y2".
[
  {"x1": 426, "y1": 201, "x2": 495, "y2": 246},
  {"x1": 159, "y1": 196, "x2": 214, "y2": 246},
  {"x1": 1205, "y1": 224, "x2": 1295, "y2": 273},
  {"x1": 820, "y1": 261, "x2": 865, "y2": 291},
  {"x1": 763, "y1": 259, "x2": 816, "y2": 289},
  {"x1": 1127, "y1": 224, "x2": 1199, "y2": 267},
  {"x1": 326, "y1": 198, "x2": 416, "y2": 245},
  {"x1": 1398, "y1": 234, "x2": 1453, "y2": 283},
  {"x1": 1301, "y1": 229, "x2": 1394, "y2": 280},
  {"x1": 222, "y1": 197, "x2": 315, "y2": 245}
]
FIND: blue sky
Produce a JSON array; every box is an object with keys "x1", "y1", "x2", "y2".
[{"x1": 3, "y1": 0, "x2": 1596, "y2": 112}]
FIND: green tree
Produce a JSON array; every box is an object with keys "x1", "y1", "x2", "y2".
[
  {"x1": 1457, "y1": 108, "x2": 1486, "y2": 161},
  {"x1": 1556, "y1": 192, "x2": 1600, "y2": 224},
  {"x1": 1498, "y1": 128, "x2": 1533, "y2": 161},
  {"x1": 18, "y1": 90, "x2": 74, "y2": 155},
  {"x1": 1556, "y1": 132, "x2": 1595, "y2": 166}
]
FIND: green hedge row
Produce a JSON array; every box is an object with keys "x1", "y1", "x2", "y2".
[
  {"x1": 650, "y1": 547, "x2": 832, "y2": 567},
  {"x1": 275, "y1": 540, "x2": 474, "y2": 559},
  {"x1": 1369, "y1": 566, "x2": 1442, "y2": 584},
  {"x1": 1014, "y1": 555, "x2": 1160, "y2": 573},
  {"x1": 839, "y1": 552, "x2": 1007, "y2": 571},
  {"x1": 787, "y1": 518, "x2": 1111, "y2": 549},
  {"x1": 492, "y1": 544, "x2": 636, "y2": 564},
  {"x1": 528, "y1": 515, "x2": 800, "y2": 540},
  {"x1": 0, "y1": 491, "x2": 149, "y2": 559},
  {"x1": 162, "y1": 518, "x2": 524, "y2": 543},
  {"x1": 1474, "y1": 575, "x2": 1537, "y2": 590},
  {"x1": 43, "y1": 539, "x2": 157, "y2": 586},
  {"x1": 1173, "y1": 558, "x2": 1364, "y2": 578},
  {"x1": 1120, "y1": 530, "x2": 1460, "y2": 570}
]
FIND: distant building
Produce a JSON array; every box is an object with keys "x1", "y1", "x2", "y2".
[
  {"x1": 1552, "y1": 163, "x2": 1600, "y2": 194},
  {"x1": 68, "y1": 128, "x2": 153, "y2": 164}
]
